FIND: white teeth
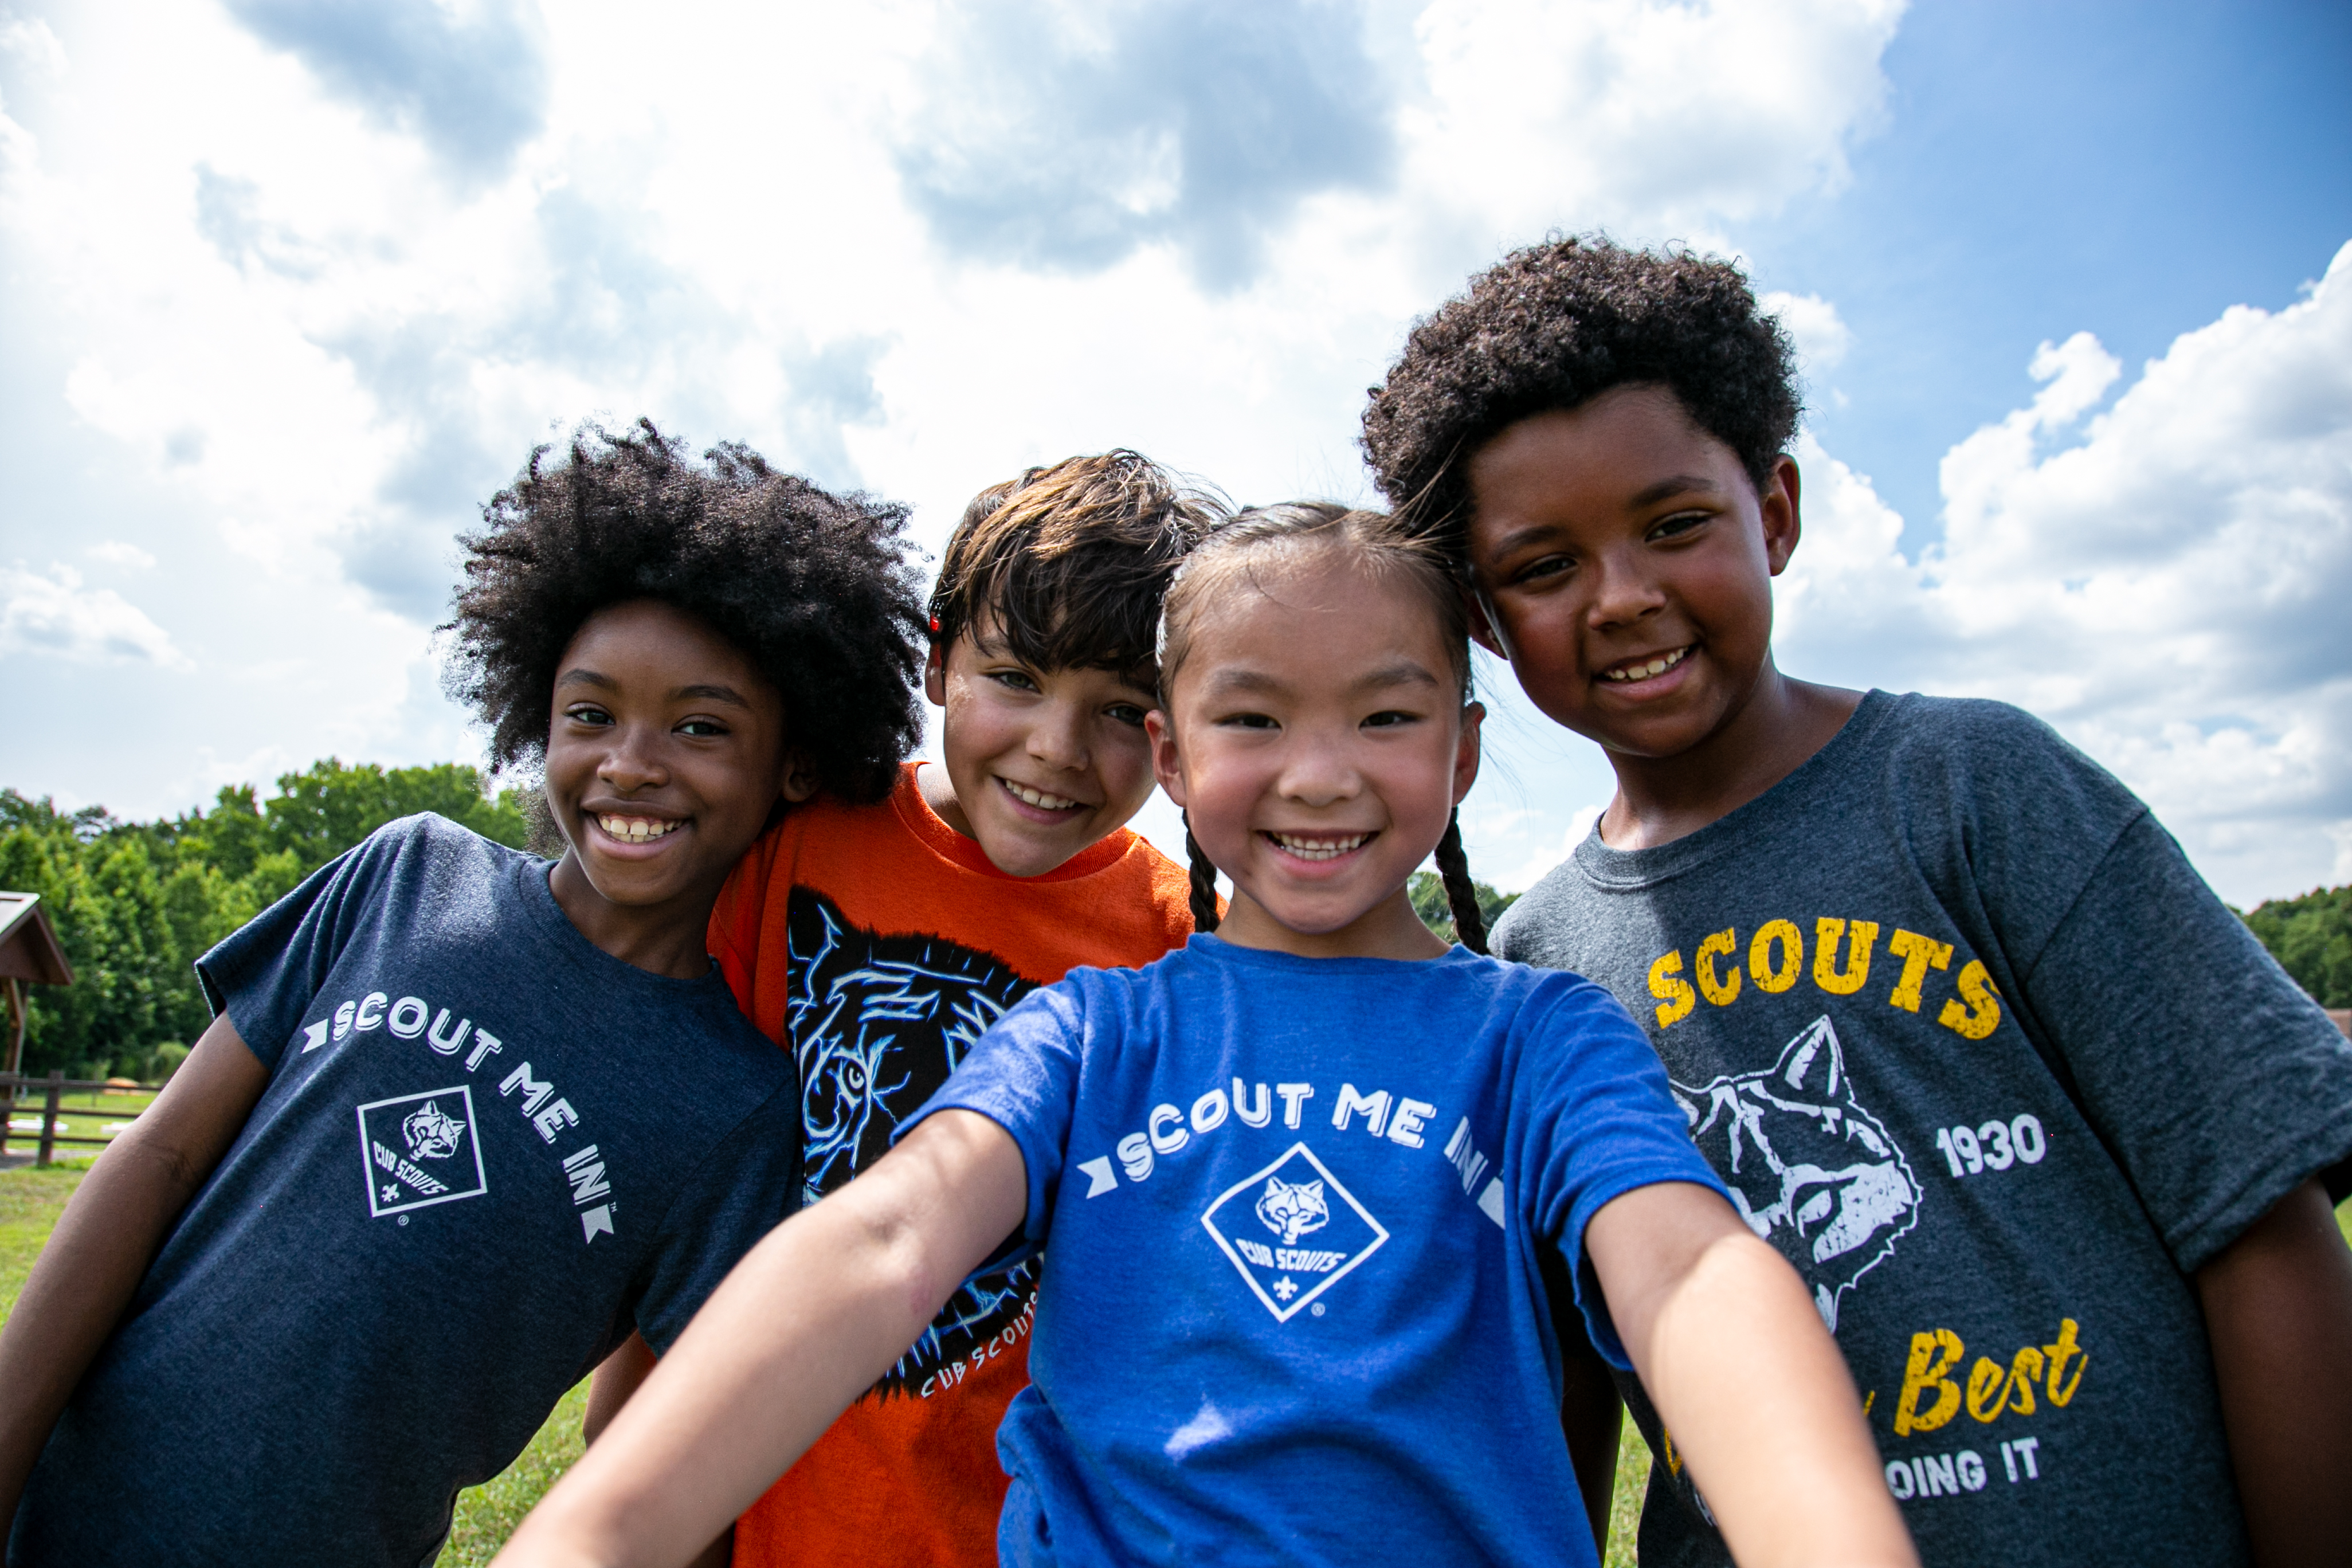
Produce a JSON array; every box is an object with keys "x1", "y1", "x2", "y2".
[
  {"x1": 1270, "y1": 832, "x2": 1369, "y2": 862},
  {"x1": 1602, "y1": 645, "x2": 1692, "y2": 683},
  {"x1": 1003, "y1": 779, "x2": 1082, "y2": 810},
  {"x1": 599, "y1": 815, "x2": 678, "y2": 841}
]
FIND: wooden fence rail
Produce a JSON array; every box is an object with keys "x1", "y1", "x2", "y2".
[{"x1": 0, "y1": 1071, "x2": 164, "y2": 1167}]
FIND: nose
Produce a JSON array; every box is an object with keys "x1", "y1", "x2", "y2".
[
  {"x1": 1025, "y1": 696, "x2": 1089, "y2": 773},
  {"x1": 599, "y1": 719, "x2": 670, "y2": 794},
  {"x1": 1585, "y1": 547, "x2": 1665, "y2": 631},
  {"x1": 1273, "y1": 722, "x2": 1364, "y2": 808}
]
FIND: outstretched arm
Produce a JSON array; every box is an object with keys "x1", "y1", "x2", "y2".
[
  {"x1": 495, "y1": 1109, "x2": 1027, "y2": 1568},
  {"x1": 0, "y1": 1012, "x2": 269, "y2": 1523},
  {"x1": 584, "y1": 1335, "x2": 729, "y2": 1568},
  {"x1": 2194, "y1": 1176, "x2": 2352, "y2": 1568},
  {"x1": 1587, "y1": 1182, "x2": 1917, "y2": 1568}
]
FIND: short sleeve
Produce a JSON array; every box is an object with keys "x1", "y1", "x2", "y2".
[
  {"x1": 195, "y1": 827, "x2": 405, "y2": 1073},
  {"x1": 2014, "y1": 813, "x2": 2352, "y2": 1271},
  {"x1": 1507, "y1": 975, "x2": 1730, "y2": 1367},
  {"x1": 630, "y1": 1079, "x2": 803, "y2": 1353},
  {"x1": 902, "y1": 981, "x2": 1091, "y2": 1245}
]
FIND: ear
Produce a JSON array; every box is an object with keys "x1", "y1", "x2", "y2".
[
  {"x1": 1144, "y1": 708, "x2": 1189, "y2": 808},
  {"x1": 1759, "y1": 454, "x2": 1802, "y2": 577},
  {"x1": 1464, "y1": 584, "x2": 1512, "y2": 661},
  {"x1": 923, "y1": 641, "x2": 947, "y2": 707},
  {"x1": 1452, "y1": 700, "x2": 1485, "y2": 806},
  {"x1": 777, "y1": 750, "x2": 819, "y2": 805}
]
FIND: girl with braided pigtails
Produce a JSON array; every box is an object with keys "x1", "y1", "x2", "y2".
[{"x1": 493, "y1": 505, "x2": 1919, "y2": 1568}]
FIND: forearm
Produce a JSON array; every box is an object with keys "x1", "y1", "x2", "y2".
[
  {"x1": 1558, "y1": 1338, "x2": 1622, "y2": 1553},
  {"x1": 1638, "y1": 1230, "x2": 1907, "y2": 1567},
  {"x1": 585, "y1": 1333, "x2": 657, "y2": 1446},
  {"x1": 0, "y1": 1134, "x2": 208, "y2": 1513},
  {"x1": 584, "y1": 1334, "x2": 730, "y2": 1568},
  {"x1": 1593, "y1": 1184, "x2": 1915, "y2": 1568},
  {"x1": 497, "y1": 1111, "x2": 1022, "y2": 1568},
  {"x1": 2195, "y1": 1178, "x2": 2352, "y2": 1568},
  {"x1": 0, "y1": 1014, "x2": 262, "y2": 1520}
]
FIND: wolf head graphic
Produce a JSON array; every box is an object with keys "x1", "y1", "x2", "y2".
[
  {"x1": 1255, "y1": 1177, "x2": 1330, "y2": 1246},
  {"x1": 1673, "y1": 1016, "x2": 1919, "y2": 1332},
  {"x1": 401, "y1": 1100, "x2": 466, "y2": 1161}
]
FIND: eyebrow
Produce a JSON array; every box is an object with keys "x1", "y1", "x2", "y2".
[
  {"x1": 1200, "y1": 661, "x2": 1440, "y2": 698},
  {"x1": 1628, "y1": 473, "x2": 1722, "y2": 508},
  {"x1": 555, "y1": 669, "x2": 755, "y2": 708},
  {"x1": 1484, "y1": 473, "x2": 1723, "y2": 557}
]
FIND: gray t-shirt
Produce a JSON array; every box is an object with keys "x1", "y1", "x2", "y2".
[
  {"x1": 11, "y1": 815, "x2": 801, "y2": 1568},
  {"x1": 1492, "y1": 691, "x2": 2352, "y2": 1568}
]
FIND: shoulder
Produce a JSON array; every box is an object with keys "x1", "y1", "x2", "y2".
[
  {"x1": 707, "y1": 790, "x2": 903, "y2": 939},
  {"x1": 361, "y1": 812, "x2": 528, "y2": 876},
  {"x1": 1867, "y1": 693, "x2": 2131, "y2": 800},
  {"x1": 1106, "y1": 832, "x2": 1203, "y2": 944},
  {"x1": 1861, "y1": 692, "x2": 2148, "y2": 859},
  {"x1": 1491, "y1": 850, "x2": 1601, "y2": 964}
]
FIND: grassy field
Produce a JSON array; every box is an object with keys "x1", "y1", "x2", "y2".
[
  {"x1": 0, "y1": 1161, "x2": 2345, "y2": 1564},
  {"x1": 0, "y1": 1088, "x2": 160, "y2": 1163}
]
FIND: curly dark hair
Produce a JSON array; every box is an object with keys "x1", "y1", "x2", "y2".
[
  {"x1": 443, "y1": 420, "x2": 927, "y2": 805},
  {"x1": 1361, "y1": 236, "x2": 1800, "y2": 549}
]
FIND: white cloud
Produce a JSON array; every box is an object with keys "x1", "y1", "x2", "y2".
[
  {"x1": 1776, "y1": 240, "x2": 2352, "y2": 905},
  {"x1": 0, "y1": 562, "x2": 185, "y2": 667},
  {"x1": 1409, "y1": 0, "x2": 1903, "y2": 248},
  {"x1": 1765, "y1": 289, "x2": 1852, "y2": 375},
  {"x1": 0, "y1": 0, "x2": 1906, "y2": 826},
  {"x1": 0, "y1": 17, "x2": 68, "y2": 80},
  {"x1": 87, "y1": 539, "x2": 155, "y2": 569}
]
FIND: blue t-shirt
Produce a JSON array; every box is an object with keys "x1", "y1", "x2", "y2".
[
  {"x1": 11, "y1": 816, "x2": 801, "y2": 1568},
  {"x1": 915, "y1": 934, "x2": 1725, "y2": 1568}
]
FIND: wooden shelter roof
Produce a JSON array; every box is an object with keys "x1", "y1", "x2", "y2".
[{"x1": 0, "y1": 893, "x2": 73, "y2": 986}]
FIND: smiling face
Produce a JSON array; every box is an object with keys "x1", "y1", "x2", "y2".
[
  {"x1": 543, "y1": 599, "x2": 803, "y2": 973},
  {"x1": 1148, "y1": 546, "x2": 1481, "y2": 958},
  {"x1": 1462, "y1": 384, "x2": 1800, "y2": 763},
  {"x1": 922, "y1": 621, "x2": 1161, "y2": 877}
]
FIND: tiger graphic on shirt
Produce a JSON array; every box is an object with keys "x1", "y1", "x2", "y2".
[{"x1": 785, "y1": 888, "x2": 1037, "y2": 1398}]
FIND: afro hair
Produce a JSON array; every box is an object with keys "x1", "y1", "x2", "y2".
[
  {"x1": 444, "y1": 420, "x2": 927, "y2": 806},
  {"x1": 1361, "y1": 236, "x2": 1800, "y2": 549}
]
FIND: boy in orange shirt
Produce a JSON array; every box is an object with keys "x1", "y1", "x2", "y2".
[{"x1": 590, "y1": 450, "x2": 1222, "y2": 1567}]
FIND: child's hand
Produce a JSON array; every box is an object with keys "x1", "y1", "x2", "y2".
[
  {"x1": 1588, "y1": 1182, "x2": 1919, "y2": 1568},
  {"x1": 492, "y1": 1110, "x2": 1026, "y2": 1568}
]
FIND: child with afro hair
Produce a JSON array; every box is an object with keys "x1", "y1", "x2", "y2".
[
  {"x1": 1363, "y1": 236, "x2": 2352, "y2": 1567},
  {"x1": 0, "y1": 421, "x2": 929, "y2": 1568}
]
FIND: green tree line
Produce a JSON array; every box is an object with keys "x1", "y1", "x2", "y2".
[
  {"x1": 1, "y1": 761, "x2": 529, "y2": 1080},
  {"x1": 3, "y1": 765, "x2": 2341, "y2": 1080},
  {"x1": 2243, "y1": 884, "x2": 2352, "y2": 1010}
]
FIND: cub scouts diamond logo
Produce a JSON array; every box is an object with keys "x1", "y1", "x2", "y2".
[
  {"x1": 1201, "y1": 1142, "x2": 1389, "y2": 1323},
  {"x1": 356, "y1": 1086, "x2": 489, "y2": 1218}
]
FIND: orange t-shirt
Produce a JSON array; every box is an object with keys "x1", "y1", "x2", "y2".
[{"x1": 707, "y1": 763, "x2": 1197, "y2": 1568}]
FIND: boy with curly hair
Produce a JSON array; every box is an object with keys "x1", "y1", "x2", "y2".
[
  {"x1": 0, "y1": 422, "x2": 930, "y2": 1567},
  {"x1": 1363, "y1": 238, "x2": 2352, "y2": 1567},
  {"x1": 582, "y1": 450, "x2": 1219, "y2": 1568}
]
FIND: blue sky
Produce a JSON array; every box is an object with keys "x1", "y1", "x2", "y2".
[
  {"x1": 1757, "y1": 0, "x2": 2352, "y2": 542},
  {"x1": 1, "y1": 0, "x2": 2347, "y2": 907}
]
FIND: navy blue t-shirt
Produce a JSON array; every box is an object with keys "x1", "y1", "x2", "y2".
[
  {"x1": 10, "y1": 816, "x2": 800, "y2": 1568},
  {"x1": 915, "y1": 935, "x2": 1726, "y2": 1568}
]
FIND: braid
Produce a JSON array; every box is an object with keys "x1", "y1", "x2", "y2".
[
  {"x1": 1434, "y1": 808, "x2": 1488, "y2": 954},
  {"x1": 1183, "y1": 812, "x2": 1221, "y2": 934}
]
